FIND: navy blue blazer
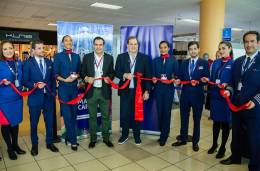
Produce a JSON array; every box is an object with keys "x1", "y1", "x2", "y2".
[
  {"x1": 23, "y1": 57, "x2": 56, "y2": 106},
  {"x1": 178, "y1": 58, "x2": 210, "y2": 99},
  {"x1": 229, "y1": 52, "x2": 260, "y2": 106},
  {"x1": 53, "y1": 51, "x2": 81, "y2": 87},
  {"x1": 152, "y1": 56, "x2": 178, "y2": 91},
  {"x1": 115, "y1": 52, "x2": 152, "y2": 95}
]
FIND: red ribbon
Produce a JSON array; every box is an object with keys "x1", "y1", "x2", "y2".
[
  {"x1": 135, "y1": 73, "x2": 144, "y2": 121},
  {"x1": 65, "y1": 49, "x2": 72, "y2": 55},
  {"x1": 0, "y1": 77, "x2": 253, "y2": 113}
]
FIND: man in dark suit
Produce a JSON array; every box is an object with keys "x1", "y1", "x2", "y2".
[
  {"x1": 172, "y1": 41, "x2": 209, "y2": 152},
  {"x1": 23, "y1": 40, "x2": 59, "y2": 156},
  {"x1": 220, "y1": 31, "x2": 260, "y2": 171},
  {"x1": 81, "y1": 37, "x2": 115, "y2": 149},
  {"x1": 115, "y1": 36, "x2": 152, "y2": 145}
]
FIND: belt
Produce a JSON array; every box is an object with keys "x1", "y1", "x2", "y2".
[{"x1": 93, "y1": 87, "x2": 102, "y2": 89}]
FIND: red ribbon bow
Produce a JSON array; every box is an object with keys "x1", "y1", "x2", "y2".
[
  {"x1": 161, "y1": 54, "x2": 170, "y2": 59},
  {"x1": 66, "y1": 49, "x2": 72, "y2": 55},
  {"x1": 135, "y1": 72, "x2": 144, "y2": 122}
]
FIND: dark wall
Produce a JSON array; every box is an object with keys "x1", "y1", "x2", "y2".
[{"x1": 0, "y1": 27, "x2": 57, "y2": 45}]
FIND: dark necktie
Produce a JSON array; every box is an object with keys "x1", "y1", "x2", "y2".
[
  {"x1": 190, "y1": 59, "x2": 195, "y2": 75},
  {"x1": 39, "y1": 59, "x2": 44, "y2": 77}
]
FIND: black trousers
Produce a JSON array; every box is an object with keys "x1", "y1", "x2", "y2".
[{"x1": 1, "y1": 125, "x2": 19, "y2": 150}]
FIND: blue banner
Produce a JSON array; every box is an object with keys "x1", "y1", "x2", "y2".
[
  {"x1": 57, "y1": 21, "x2": 113, "y2": 131},
  {"x1": 120, "y1": 25, "x2": 174, "y2": 134}
]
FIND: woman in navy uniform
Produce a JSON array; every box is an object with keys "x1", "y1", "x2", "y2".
[
  {"x1": 54, "y1": 35, "x2": 81, "y2": 151},
  {"x1": 152, "y1": 41, "x2": 178, "y2": 146},
  {"x1": 207, "y1": 41, "x2": 233, "y2": 158},
  {"x1": 0, "y1": 41, "x2": 26, "y2": 160}
]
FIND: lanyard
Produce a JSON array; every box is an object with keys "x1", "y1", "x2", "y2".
[
  {"x1": 94, "y1": 57, "x2": 103, "y2": 70},
  {"x1": 6, "y1": 61, "x2": 18, "y2": 80},
  {"x1": 216, "y1": 61, "x2": 229, "y2": 79},
  {"x1": 241, "y1": 57, "x2": 256, "y2": 75},
  {"x1": 130, "y1": 57, "x2": 136, "y2": 71}
]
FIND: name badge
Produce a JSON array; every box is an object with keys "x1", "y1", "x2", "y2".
[
  {"x1": 44, "y1": 88, "x2": 46, "y2": 94},
  {"x1": 161, "y1": 74, "x2": 167, "y2": 80},
  {"x1": 14, "y1": 79, "x2": 19, "y2": 87},
  {"x1": 237, "y1": 82, "x2": 243, "y2": 91},
  {"x1": 215, "y1": 79, "x2": 221, "y2": 84}
]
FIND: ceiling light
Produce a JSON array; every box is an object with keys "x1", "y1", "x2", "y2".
[
  {"x1": 231, "y1": 28, "x2": 243, "y2": 31},
  {"x1": 90, "y1": 2, "x2": 123, "y2": 10},
  {"x1": 48, "y1": 23, "x2": 57, "y2": 26},
  {"x1": 177, "y1": 18, "x2": 200, "y2": 24}
]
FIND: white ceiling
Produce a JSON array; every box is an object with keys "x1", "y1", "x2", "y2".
[{"x1": 0, "y1": 0, "x2": 259, "y2": 42}]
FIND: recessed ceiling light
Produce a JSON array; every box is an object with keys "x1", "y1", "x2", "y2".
[
  {"x1": 48, "y1": 23, "x2": 57, "y2": 26},
  {"x1": 232, "y1": 28, "x2": 243, "y2": 31},
  {"x1": 90, "y1": 2, "x2": 123, "y2": 10},
  {"x1": 177, "y1": 18, "x2": 200, "y2": 24}
]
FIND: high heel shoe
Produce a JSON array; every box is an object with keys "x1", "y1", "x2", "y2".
[
  {"x1": 208, "y1": 144, "x2": 218, "y2": 154},
  {"x1": 13, "y1": 146, "x2": 26, "y2": 155},
  {"x1": 216, "y1": 147, "x2": 226, "y2": 158}
]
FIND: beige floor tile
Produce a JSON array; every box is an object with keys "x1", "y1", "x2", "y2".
[
  {"x1": 214, "y1": 163, "x2": 248, "y2": 171},
  {"x1": 205, "y1": 166, "x2": 221, "y2": 171},
  {"x1": 112, "y1": 163, "x2": 146, "y2": 171},
  {"x1": 55, "y1": 142, "x2": 84, "y2": 155},
  {"x1": 87, "y1": 146, "x2": 117, "y2": 158},
  {"x1": 37, "y1": 156, "x2": 69, "y2": 171},
  {"x1": 191, "y1": 151, "x2": 221, "y2": 166},
  {"x1": 136, "y1": 156, "x2": 171, "y2": 171},
  {"x1": 119, "y1": 148, "x2": 152, "y2": 161},
  {"x1": 159, "y1": 165, "x2": 184, "y2": 171},
  {"x1": 3, "y1": 152, "x2": 34, "y2": 168},
  {"x1": 34, "y1": 147, "x2": 61, "y2": 161},
  {"x1": 64, "y1": 150, "x2": 94, "y2": 165},
  {"x1": 99, "y1": 153, "x2": 131, "y2": 169},
  {"x1": 113, "y1": 142, "x2": 137, "y2": 152},
  {"x1": 172, "y1": 143, "x2": 205, "y2": 156},
  {"x1": 6, "y1": 162, "x2": 41, "y2": 171},
  {"x1": 157, "y1": 149, "x2": 188, "y2": 164},
  {"x1": 74, "y1": 159, "x2": 108, "y2": 171},
  {"x1": 53, "y1": 166, "x2": 76, "y2": 171},
  {"x1": 175, "y1": 158, "x2": 211, "y2": 171},
  {"x1": 0, "y1": 160, "x2": 5, "y2": 170},
  {"x1": 140, "y1": 142, "x2": 171, "y2": 155}
]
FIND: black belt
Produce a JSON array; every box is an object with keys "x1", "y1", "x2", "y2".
[{"x1": 93, "y1": 87, "x2": 102, "y2": 89}]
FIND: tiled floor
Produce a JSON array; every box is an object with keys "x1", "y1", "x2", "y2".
[{"x1": 0, "y1": 109, "x2": 249, "y2": 171}]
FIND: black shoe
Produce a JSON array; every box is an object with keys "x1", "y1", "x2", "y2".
[
  {"x1": 216, "y1": 147, "x2": 226, "y2": 159},
  {"x1": 47, "y1": 144, "x2": 59, "y2": 152},
  {"x1": 134, "y1": 137, "x2": 142, "y2": 145},
  {"x1": 88, "y1": 142, "x2": 96, "y2": 149},
  {"x1": 208, "y1": 144, "x2": 218, "y2": 154},
  {"x1": 103, "y1": 140, "x2": 114, "y2": 147},
  {"x1": 172, "y1": 141, "x2": 187, "y2": 147},
  {"x1": 118, "y1": 136, "x2": 128, "y2": 145},
  {"x1": 31, "y1": 145, "x2": 38, "y2": 156},
  {"x1": 159, "y1": 141, "x2": 166, "y2": 146},
  {"x1": 53, "y1": 136, "x2": 61, "y2": 143},
  {"x1": 193, "y1": 144, "x2": 199, "y2": 152},
  {"x1": 13, "y1": 146, "x2": 26, "y2": 155},
  {"x1": 71, "y1": 144, "x2": 78, "y2": 151},
  {"x1": 220, "y1": 156, "x2": 241, "y2": 165},
  {"x1": 7, "y1": 149, "x2": 17, "y2": 160},
  {"x1": 157, "y1": 138, "x2": 161, "y2": 143}
]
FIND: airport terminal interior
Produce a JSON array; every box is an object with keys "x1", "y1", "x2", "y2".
[{"x1": 0, "y1": 0, "x2": 259, "y2": 170}]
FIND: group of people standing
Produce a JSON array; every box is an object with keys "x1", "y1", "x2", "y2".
[{"x1": 0, "y1": 31, "x2": 259, "y2": 171}]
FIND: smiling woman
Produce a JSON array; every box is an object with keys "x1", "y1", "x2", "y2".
[{"x1": 0, "y1": 41, "x2": 26, "y2": 160}]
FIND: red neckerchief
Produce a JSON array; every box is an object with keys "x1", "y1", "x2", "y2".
[
  {"x1": 161, "y1": 54, "x2": 170, "y2": 59},
  {"x1": 222, "y1": 56, "x2": 232, "y2": 62},
  {"x1": 65, "y1": 49, "x2": 72, "y2": 55}
]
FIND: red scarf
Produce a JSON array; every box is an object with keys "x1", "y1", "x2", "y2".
[
  {"x1": 222, "y1": 56, "x2": 232, "y2": 62},
  {"x1": 161, "y1": 54, "x2": 170, "y2": 59},
  {"x1": 65, "y1": 49, "x2": 72, "y2": 55}
]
